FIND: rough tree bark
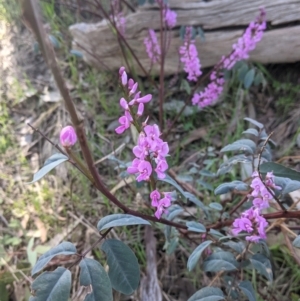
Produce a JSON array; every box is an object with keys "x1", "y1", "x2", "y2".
[{"x1": 69, "y1": 0, "x2": 300, "y2": 75}]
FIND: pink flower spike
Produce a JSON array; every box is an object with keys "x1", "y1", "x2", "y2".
[
  {"x1": 137, "y1": 103, "x2": 144, "y2": 116},
  {"x1": 144, "y1": 29, "x2": 161, "y2": 64},
  {"x1": 150, "y1": 190, "x2": 161, "y2": 207},
  {"x1": 60, "y1": 126, "x2": 77, "y2": 147},
  {"x1": 163, "y1": 8, "x2": 177, "y2": 28},
  {"x1": 136, "y1": 160, "x2": 152, "y2": 182}
]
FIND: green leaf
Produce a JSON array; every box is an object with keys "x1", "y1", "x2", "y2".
[
  {"x1": 292, "y1": 235, "x2": 300, "y2": 248},
  {"x1": 214, "y1": 181, "x2": 248, "y2": 195},
  {"x1": 243, "y1": 128, "x2": 259, "y2": 136},
  {"x1": 222, "y1": 241, "x2": 245, "y2": 254},
  {"x1": 221, "y1": 139, "x2": 256, "y2": 155},
  {"x1": 249, "y1": 254, "x2": 273, "y2": 282},
  {"x1": 188, "y1": 286, "x2": 224, "y2": 301},
  {"x1": 79, "y1": 258, "x2": 112, "y2": 301},
  {"x1": 32, "y1": 241, "x2": 76, "y2": 276},
  {"x1": 239, "y1": 281, "x2": 256, "y2": 301},
  {"x1": 187, "y1": 240, "x2": 212, "y2": 271},
  {"x1": 218, "y1": 155, "x2": 251, "y2": 175},
  {"x1": 180, "y1": 25, "x2": 186, "y2": 40},
  {"x1": 166, "y1": 205, "x2": 183, "y2": 220},
  {"x1": 185, "y1": 192, "x2": 207, "y2": 212},
  {"x1": 197, "y1": 26, "x2": 205, "y2": 42},
  {"x1": 186, "y1": 221, "x2": 206, "y2": 233},
  {"x1": 97, "y1": 214, "x2": 150, "y2": 231},
  {"x1": 27, "y1": 237, "x2": 37, "y2": 267},
  {"x1": 203, "y1": 251, "x2": 238, "y2": 272},
  {"x1": 30, "y1": 267, "x2": 71, "y2": 301},
  {"x1": 70, "y1": 49, "x2": 83, "y2": 58},
  {"x1": 181, "y1": 79, "x2": 191, "y2": 94},
  {"x1": 209, "y1": 229, "x2": 225, "y2": 239},
  {"x1": 253, "y1": 72, "x2": 263, "y2": 86},
  {"x1": 209, "y1": 202, "x2": 223, "y2": 211},
  {"x1": 280, "y1": 178, "x2": 300, "y2": 194},
  {"x1": 260, "y1": 162, "x2": 300, "y2": 181},
  {"x1": 238, "y1": 63, "x2": 249, "y2": 82},
  {"x1": 244, "y1": 117, "x2": 264, "y2": 129},
  {"x1": 244, "y1": 69, "x2": 255, "y2": 89},
  {"x1": 28, "y1": 153, "x2": 68, "y2": 184},
  {"x1": 160, "y1": 174, "x2": 186, "y2": 196},
  {"x1": 101, "y1": 239, "x2": 140, "y2": 295}
]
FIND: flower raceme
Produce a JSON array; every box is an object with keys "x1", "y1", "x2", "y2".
[
  {"x1": 115, "y1": 67, "x2": 172, "y2": 219},
  {"x1": 232, "y1": 171, "x2": 281, "y2": 242},
  {"x1": 179, "y1": 27, "x2": 202, "y2": 82},
  {"x1": 60, "y1": 126, "x2": 77, "y2": 148},
  {"x1": 144, "y1": 29, "x2": 161, "y2": 64},
  {"x1": 192, "y1": 8, "x2": 267, "y2": 109}
]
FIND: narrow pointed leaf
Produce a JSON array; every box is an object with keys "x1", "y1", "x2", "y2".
[
  {"x1": 30, "y1": 267, "x2": 71, "y2": 301},
  {"x1": 188, "y1": 286, "x2": 224, "y2": 301},
  {"x1": 260, "y1": 162, "x2": 300, "y2": 181},
  {"x1": 187, "y1": 240, "x2": 212, "y2": 271},
  {"x1": 97, "y1": 214, "x2": 150, "y2": 231},
  {"x1": 101, "y1": 239, "x2": 140, "y2": 295},
  {"x1": 209, "y1": 203, "x2": 223, "y2": 211},
  {"x1": 203, "y1": 251, "x2": 238, "y2": 272},
  {"x1": 244, "y1": 69, "x2": 255, "y2": 89},
  {"x1": 243, "y1": 128, "x2": 259, "y2": 136},
  {"x1": 244, "y1": 118, "x2": 264, "y2": 129},
  {"x1": 160, "y1": 174, "x2": 186, "y2": 196},
  {"x1": 32, "y1": 241, "x2": 76, "y2": 276},
  {"x1": 239, "y1": 281, "x2": 256, "y2": 301},
  {"x1": 223, "y1": 241, "x2": 245, "y2": 254},
  {"x1": 186, "y1": 221, "x2": 206, "y2": 233},
  {"x1": 79, "y1": 258, "x2": 112, "y2": 301},
  {"x1": 214, "y1": 181, "x2": 248, "y2": 195},
  {"x1": 28, "y1": 153, "x2": 68, "y2": 184},
  {"x1": 249, "y1": 254, "x2": 273, "y2": 282}
]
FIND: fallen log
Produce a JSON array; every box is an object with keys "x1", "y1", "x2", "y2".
[{"x1": 69, "y1": 0, "x2": 300, "y2": 75}]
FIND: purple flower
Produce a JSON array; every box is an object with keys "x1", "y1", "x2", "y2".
[
  {"x1": 60, "y1": 126, "x2": 77, "y2": 147},
  {"x1": 232, "y1": 217, "x2": 253, "y2": 235},
  {"x1": 115, "y1": 110, "x2": 133, "y2": 134},
  {"x1": 144, "y1": 29, "x2": 161, "y2": 64},
  {"x1": 136, "y1": 160, "x2": 153, "y2": 182},
  {"x1": 127, "y1": 158, "x2": 140, "y2": 174},
  {"x1": 163, "y1": 8, "x2": 177, "y2": 28},
  {"x1": 179, "y1": 27, "x2": 202, "y2": 82},
  {"x1": 154, "y1": 195, "x2": 172, "y2": 219},
  {"x1": 191, "y1": 9, "x2": 266, "y2": 109},
  {"x1": 150, "y1": 190, "x2": 161, "y2": 207},
  {"x1": 155, "y1": 159, "x2": 168, "y2": 179}
]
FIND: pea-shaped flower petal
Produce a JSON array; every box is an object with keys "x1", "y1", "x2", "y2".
[{"x1": 60, "y1": 126, "x2": 77, "y2": 147}]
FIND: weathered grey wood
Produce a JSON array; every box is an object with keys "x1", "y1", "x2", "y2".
[{"x1": 69, "y1": 0, "x2": 300, "y2": 75}]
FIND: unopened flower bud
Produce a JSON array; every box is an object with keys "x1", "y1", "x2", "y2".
[
  {"x1": 119, "y1": 66, "x2": 125, "y2": 76},
  {"x1": 60, "y1": 126, "x2": 77, "y2": 147}
]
